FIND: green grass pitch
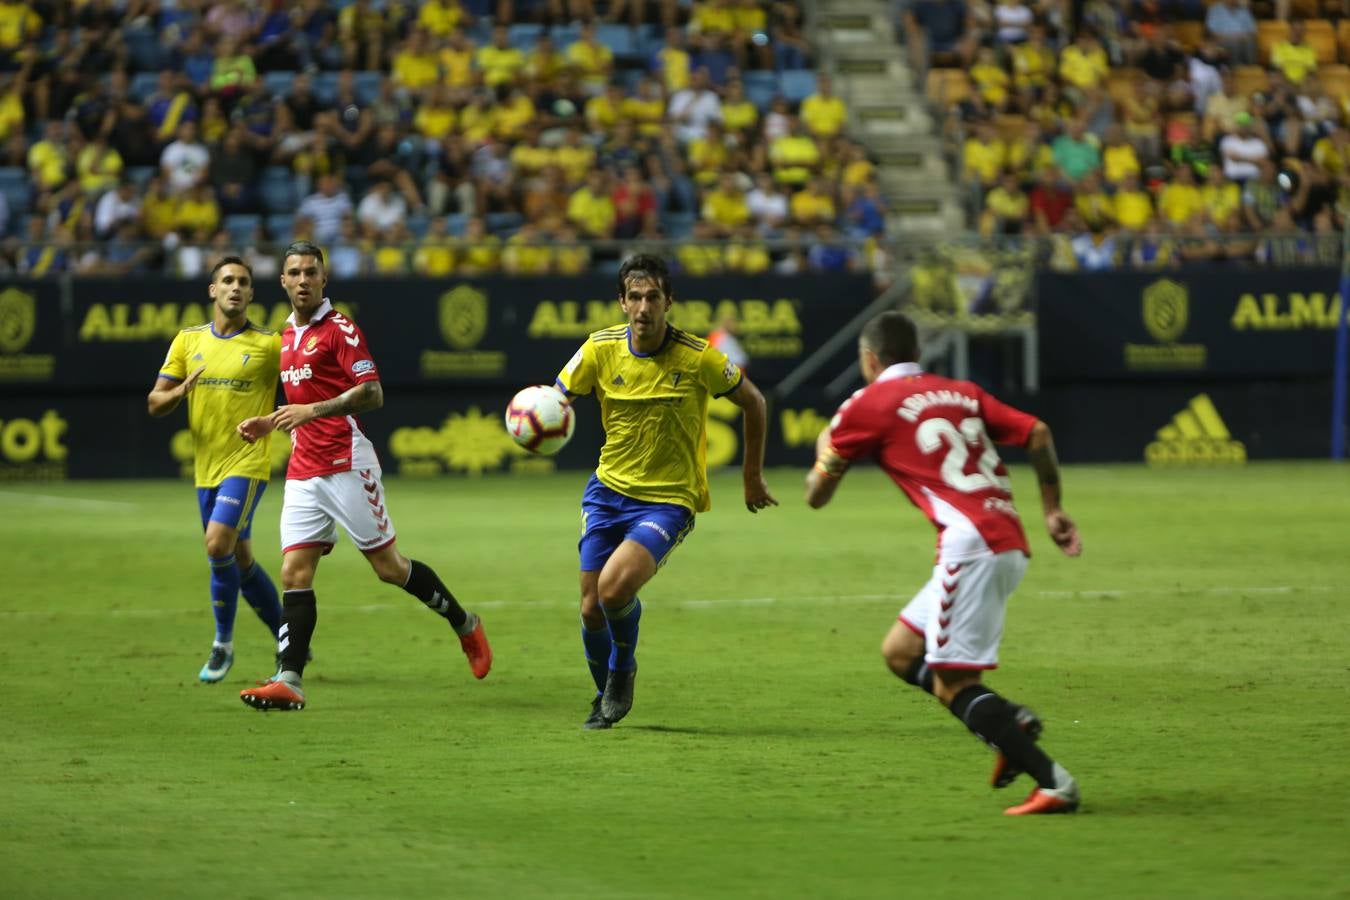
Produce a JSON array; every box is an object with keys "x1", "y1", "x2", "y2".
[{"x1": 1, "y1": 463, "x2": 1347, "y2": 899}]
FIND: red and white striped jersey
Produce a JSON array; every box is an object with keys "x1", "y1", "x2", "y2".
[{"x1": 278, "y1": 298, "x2": 381, "y2": 480}]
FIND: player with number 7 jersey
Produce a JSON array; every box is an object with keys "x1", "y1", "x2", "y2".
[{"x1": 806, "y1": 312, "x2": 1082, "y2": 817}]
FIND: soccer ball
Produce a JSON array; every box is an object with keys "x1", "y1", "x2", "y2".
[{"x1": 504, "y1": 385, "x2": 575, "y2": 455}]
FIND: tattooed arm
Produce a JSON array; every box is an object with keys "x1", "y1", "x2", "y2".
[{"x1": 270, "y1": 381, "x2": 384, "y2": 433}]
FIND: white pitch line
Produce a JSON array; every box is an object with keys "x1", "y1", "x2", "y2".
[
  {"x1": 0, "y1": 586, "x2": 1334, "y2": 619},
  {"x1": 0, "y1": 491, "x2": 138, "y2": 511}
]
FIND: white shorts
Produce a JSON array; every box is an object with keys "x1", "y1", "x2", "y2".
[
  {"x1": 280, "y1": 467, "x2": 397, "y2": 555},
  {"x1": 897, "y1": 550, "x2": 1028, "y2": 670}
]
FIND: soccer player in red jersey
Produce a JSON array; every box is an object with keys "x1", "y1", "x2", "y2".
[
  {"x1": 234, "y1": 241, "x2": 491, "y2": 710},
  {"x1": 805, "y1": 311, "x2": 1083, "y2": 815}
]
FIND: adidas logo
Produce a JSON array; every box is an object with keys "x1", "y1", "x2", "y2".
[
  {"x1": 611, "y1": 374, "x2": 625, "y2": 386},
  {"x1": 1145, "y1": 394, "x2": 1246, "y2": 465}
]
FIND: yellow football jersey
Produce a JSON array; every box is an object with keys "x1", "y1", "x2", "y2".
[
  {"x1": 159, "y1": 322, "x2": 281, "y2": 487},
  {"x1": 557, "y1": 324, "x2": 742, "y2": 513}
]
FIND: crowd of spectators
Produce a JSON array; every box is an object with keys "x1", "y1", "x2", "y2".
[
  {"x1": 907, "y1": 0, "x2": 1350, "y2": 269},
  {"x1": 0, "y1": 0, "x2": 891, "y2": 278}
]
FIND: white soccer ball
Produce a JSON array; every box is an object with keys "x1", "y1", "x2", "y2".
[{"x1": 504, "y1": 385, "x2": 576, "y2": 455}]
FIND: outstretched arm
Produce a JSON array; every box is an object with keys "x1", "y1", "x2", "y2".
[
  {"x1": 727, "y1": 375, "x2": 777, "y2": 513},
  {"x1": 805, "y1": 425, "x2": 848, "y2": 509},
  {"x1": 270, "y1": 380, "x2": 384, "y2": 433},
  {"x1": 1026, "y1": 419, "x2": 1082, "y2": 557}
]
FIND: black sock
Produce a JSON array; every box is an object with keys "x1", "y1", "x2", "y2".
[
  {"x1": 901, "y1": 657, "x2": 934, "y2": 694},
  {"x1": 403, "y1": 559, "x2": 469, "y2": 630},
  {"x1": 949, "y1": 684, "x2": 1056, "y2": 788},
  {"x1": 278, "y1": 589, "x2": 317, "y2": 677}
]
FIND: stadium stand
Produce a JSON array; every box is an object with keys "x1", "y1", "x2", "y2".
[{"x1": 0, "y1": 0, "x2": 894, "y2": 278}]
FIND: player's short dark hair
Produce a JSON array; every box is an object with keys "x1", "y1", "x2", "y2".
[
  {"x1": 281, "y1": 240, "x2": 326, "y2": 271},
  {"x1": 617, "y1": 253, "x2": 672, "y2": 299},
  {"x1": 209, "y1": 255, "x2": 252, "y2": 283},
  {"x1": 860, "y1": 311, "x2": 920, "y2": 365}
]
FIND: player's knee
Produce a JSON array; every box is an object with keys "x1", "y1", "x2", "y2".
[
  {"x1": 203, "y1": 533, "x2": 236, "y2": 559},
  {"x1": 596, "y1": 569, "x2": 638, "y2": 607},
  {"x1": 280, "y1": 558, "x2": 315, "y2": 590},
  {"x1": 932, "y1": 671, "x2": 980, "y2": 707}
]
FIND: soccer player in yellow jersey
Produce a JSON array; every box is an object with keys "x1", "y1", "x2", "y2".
[
  {"x1": 554, "y1": 254, "x2": 777, "y2": 728},
  {"x1": 148, "y1": 257, "x2": 284, "y2": 683}
]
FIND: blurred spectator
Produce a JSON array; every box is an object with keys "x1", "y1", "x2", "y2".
[
  {"x1": 1202, "y1": 71, "x2": 1247, "y2": 143},
  {"x1": 371, "y1": 221, "x2": 411, "y2": 274},
  {"x1": 567, "y1": 169, "x2": 616, "y2": 239},
  {"x1": 339, "y1": 0, "x2": 386, "y2": 71},
  {"x1": 1113, "y1": 172, "x2": 1154, "y2": 231},
  {"x1": 653, "y1": 27, "x2": 692, "y2": 95},
  {"x1": 297, "y1": 173, "x2": 354, "y2": 244},
  {"x1": 502, "y1": 220, "x2": 552, "y2": 275},
  {"x1": 160, "y1": 121, "x2": 210, "y2": 195},
  {"x1": 1220, "y1": 112, "x2": 1270, "y2": 182},
  {"x1": 971, "y1": 47, "x2": 1012, "y2": 113},
  {"x1": 771, "y1": 0, "x2": 811, "y2": 70},
  {"x1": 768, "y1": 114, "x2": 820, "y2": 186},
  {"x1": 567, "y1": 23, "x2": 615, "y2": 96},
  {"x1": 28, "y1": 120, "x2": 71, "y2": 194},
  {"x1": 993, "y1": 0, "x2": 1034, "y2": 47},
  {"x1": 708, "y1": 314, "x2": 749, "y2": 371},
  {"x1": 1242, "y1": 159, "x2": 1286, "y2": 229},
  {"x1": 1051, "y1": 119, "x2": 1101, "y2": 181},
  {"x1": 454, "y1": 216, "x2": 500, "y2": 275},
  {"x1": 1270, "y1": 21, "x2": 1317, "y2": 86},
  {"x1": 1071, "y1": 220, "x2": 1119, "y2": 269},
  {"x1": 1202, "y1": 165, "x2": 1242, "y2": 225},
  {"x1": 328, "y1": 215, "x2": 369, "y2": 278},
  {"x1": 1205, "y1": 0, "x2": 1256, "y2": 66},
  {"x1": 417, "y1": 0, "x2": 469, "y2": 39},
  {"x1": 845, "y1": 182, "x2": 888, "y2": 238},
  {"x1": 1158, "y1": 163, "x2": 1205, "y2": 226},
  {"x1": 175, "y1": 182, "x2": 222, "y2": 243},
  {"x1": 1074, "y1": 170, "x2": 1114, "y2": 228},
  {"x1": 963, "y1": 118, "x2": 1008, "y2": 189},
  {"x1": 904, "y1": 0, "x2": 976, "y2": 70},
  {"x1": 678, "y1": 220, "x2": 725, "y2": 274},
  {"x1": 800, "y1": 73, "x2": 848, "y2": 140},
  {"x1": 295, "y1": 0, "x2": 340, "y2": 71},
  {"x1": 204, "y1": 0, "x2": 257, "y2": 43},
  {"x1": 612, "y1": 165, "x2": 659, "y2": 239},
  {"x1": 413, "y1": 215, "x2": 456, "y2": 276},
  {"x1": 208, "y1": 35, "x2": 259, "y2": 106},
  {"x1": 18, "y1": 219, "x2": 70, "y2": 276},
  {"x1": 392, "y1": 28, "x2": 440, "y2": 93},
  {"x1": 1101, "y1": 123, "x2": 1141, "y2": 187},
  {"x1": 668, "y1": 68, "x2": 723, "y2": 144},
  {"x1": 478, "y1": 26, "x2": 526, "y2": 89},
  {"x1": 980, "y1": 171, "x2": 1028, "y2": 236},
  {"x1": 789, "y1": 175, "x2": 836, "y2": 227},
  {"x1": 76, "y1": 134, "x2": 123, "y2": 196},
  {"x1": 1058, "y1": 31, "x2": 1109, "y2": 100},
  {"x1": 1011, "y1": 24, "x2": 1057, "y2": 98},
  {"x1": 745, "y1": 171, "x2": 788, "y2": 233},
  {"x1": 807, "y1": 225, "x2": 852, "y2": 272},
  {"x1": 553, "y1": 224, "x2": 592, "y2": 275},
  {"x1": 141, "y1": 175, "x2": 178, "y2": 239},
  {"x1": 702, "y1": 171, "x2": 752, "y2": 236},
  {"x1": 357, "y1": 179, "x2": 409, "y2": 234}
]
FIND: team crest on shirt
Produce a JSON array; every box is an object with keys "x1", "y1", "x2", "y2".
[
  {"x1": 723, "y1": 360, "x2": 739, "y2": 382},
  {"x1": 302, "y1": 335, "x2": 320, "y2": 355}
]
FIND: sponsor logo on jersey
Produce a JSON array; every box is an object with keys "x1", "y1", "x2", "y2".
[
  {"x1": 351, "y1": 359, "x2": 375, "y2": 375},
  {"x1": 281, "y1": 364, "x2": 314, "y2": 386},
  {"x1": 197, "y1": 376, "x2": 254, "y2": 390},
  {"x1": 1145, "y1": 394, "x2": 1246, "y2": 465}
]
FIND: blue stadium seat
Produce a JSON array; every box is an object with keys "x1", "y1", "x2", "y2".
[
  {"x1": 266, "y1": 213, "x2": 295, "y2": 240},
  {"x1": 405, "y1": 213, "x2": 429, "y2": 238},
  {"x1": 313, "y1": 71, "x2": 339, "y2": 106},
  {"x1": 129, "y1": 71, "x2": 160, "y2": 103},
  {"x1": 508, "y1": 23, "x2": 544, "y2": 50},
  {"x1": 125, "y1": 166, "x2": 156, "y2": 188},
  {"x1": 779, "y1": 69, "x2": 818, "y2": 104},
  {"x1": 264, "y1": 71, "x2": 296, "y2": 98},
  {"x1": 742, "y1": 70, "x2": 778, "y2": 111},
  {"x1": 124, "y1": 29, "x2": 162, "y2": 71},
  {"x1": 485, "y1": 212, "x2": 523, "y2": 235},
  {"x1": 354, "y1": 71, "x2": 382, "y2": 106},
  {"x1": 260, "y1": 167, "x2": 297, "y2": 214},
  {"x1": 660, "y1": 211, "x2": 696, "y2": 239},
  {"x1": 0, "y1": 167, "x2": 31, "y2": 233},
  {"x1": 225, "y1": 213, "x2": 261, "y2": 246},
  {"x1": 444, "y1": 214, "x2": 467, "y2": 237},
  {"x1": 596, "y1": 24, "x2": 638, "y2": 59},
  {"x1": 550, "y1": 23, "x2": 582, "y2": 48}
]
